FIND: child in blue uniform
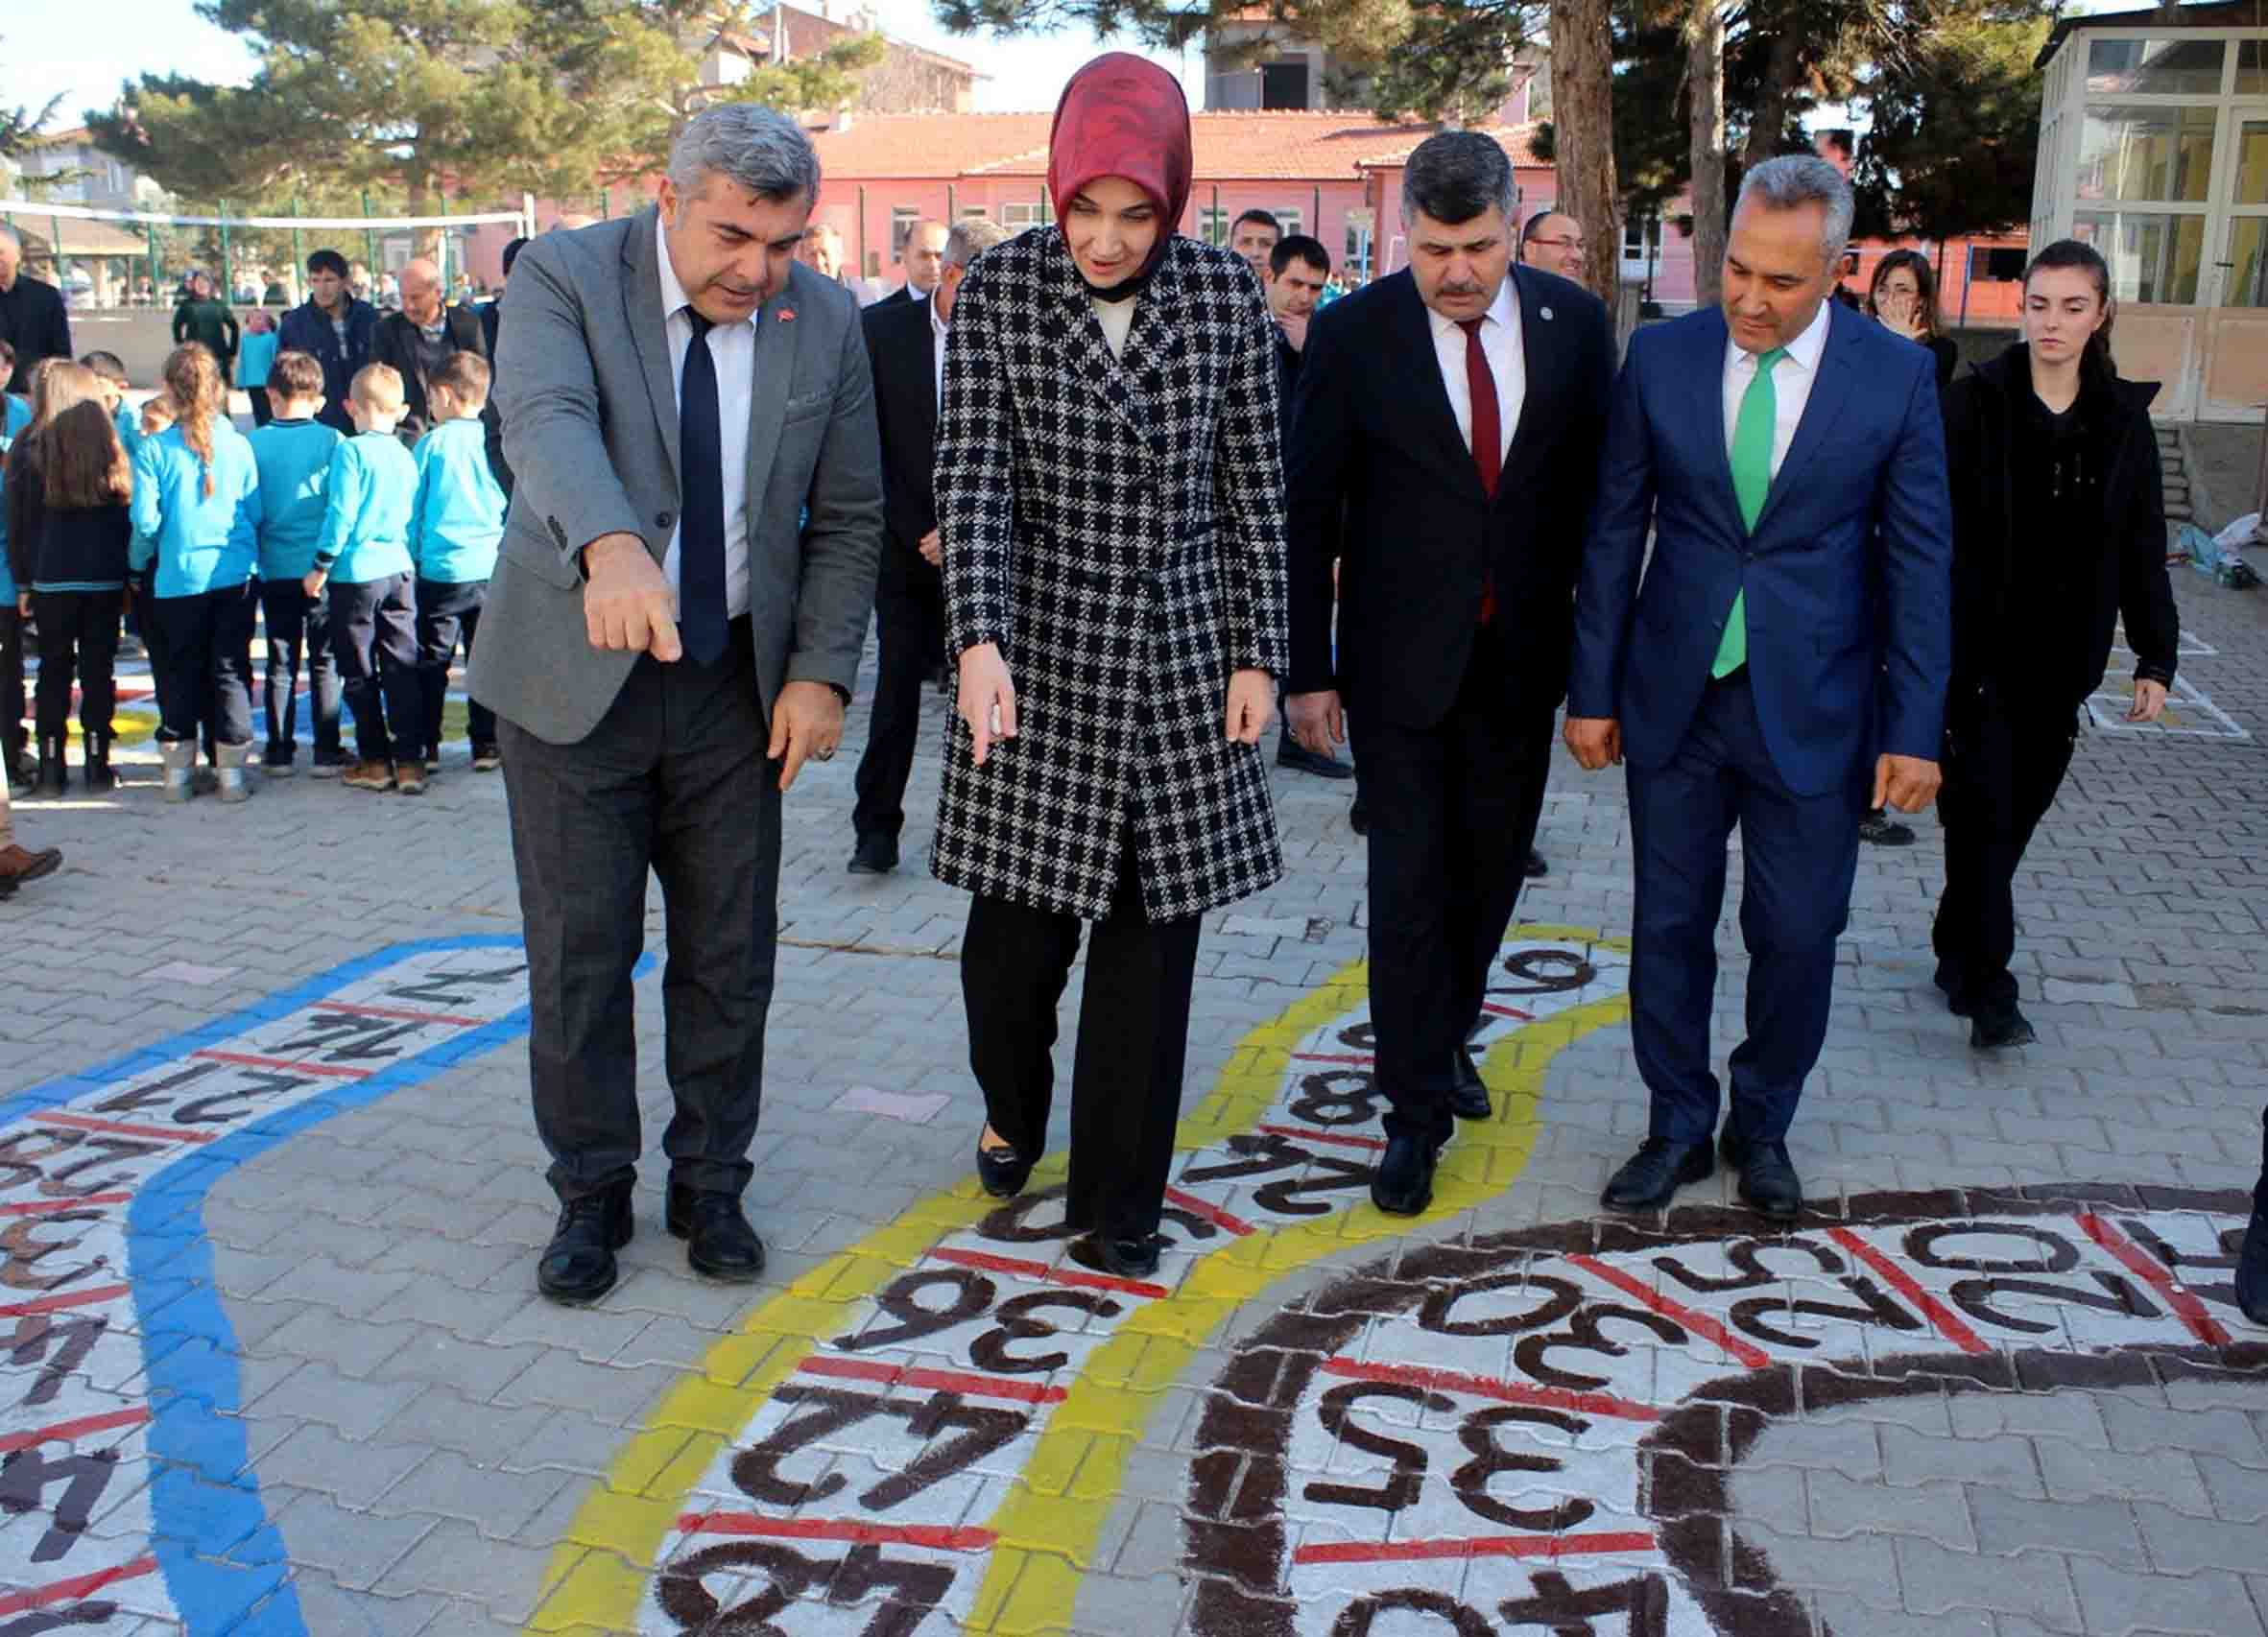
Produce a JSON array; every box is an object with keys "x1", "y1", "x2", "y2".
[
  {"x1": 80, "y1": 352, "x2": 141, "y2": 462},
  {"x1": 409, "y1": 351, "x2": 506, "y2": 777},
  {"x1": 245, "y1": 350, "x2": 346, "y2": 775},
  {"x1": 129, "y1": 344, "x2": 263, "y2": 804},
  {"x1": 309, "y1": 362, "x2": 423, "y2": 794},
  {"x1": 0, "y1": 342, "x2": 27, "y2": 439},
  {"x1": 0, "y1": 425, "x2": 21, "y2": 795},
  {"x1": 238, "y1": 309, "x2": 280, "y2": 427}
]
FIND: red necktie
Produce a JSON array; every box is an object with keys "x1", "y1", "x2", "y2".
[{"x1": 1459, "y1": 317, "x2": 1500, "y2": 625}]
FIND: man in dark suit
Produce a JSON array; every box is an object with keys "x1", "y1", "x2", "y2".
[
  {"x1": 848, "y1": 217, "x2": 1009, "y2": 874},
  {"x1": 871, "y1": 219, "x2": 948, "y2": 310},
  {"x1": 0, "y1": 226, "x2": 71, "y2": 395},
  {"x1": 1287, "y1": 131, "x2": 1613, "y2": 1216},
  {"x1": 1566, "y1": 155, "x2": 1951, "y2": 1221},
  {"x1": 370, "y1": 257, "x2": 490, "y2": 441}
]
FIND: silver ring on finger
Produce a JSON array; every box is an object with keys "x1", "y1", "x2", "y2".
[{"x1": 814, "y1": 746, "x2": 836, "y2": 762}]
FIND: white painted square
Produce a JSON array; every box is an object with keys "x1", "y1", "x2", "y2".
[{"x1": 831, "y1": 1085, "x2": 952, "y2": 1124}]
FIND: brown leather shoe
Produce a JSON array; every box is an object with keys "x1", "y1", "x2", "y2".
[
  {"x1": 0, "y1": 843, "x2": 63, "y2": 895},
  {"x1": 342, "y1": 759, "x2": 395, "y2": 792}
]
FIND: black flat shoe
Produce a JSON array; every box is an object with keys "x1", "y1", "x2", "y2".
[
  {"x1": 1524, "y1": 848, "x2": 1547, "y2": 879},
  {"x1": 1858, "y1": 809, "x2": 1917, "y2": 846},
  {"x1": 1601, "y1": 1137, "x2": 1712, "y2": 1213},
  {"x1": 537, "y1": 1185, "x2": 633, "y2": 1303},
  {"x1": 1933, "y1": 959, "x2": 1971, "y2": 1017},
  {"x1": 848, "y1": 834, "x2": 898, "y2": 875},
  {"x1": 1068, "y1": 1231, "x2": 1161, "y2": 1279},
  {"x1": 1720, "y1": 1128, "x2": 1802, "y2": 1222},
  {"x1": 666, "y1": 1186, "x2": 767, "y2": 1281},
  {"x1": 1277, "y1": 741, "x2": 1354, "y2": 779},
  {"x1": 976, "y1": 1141, "x2": 1034, "y2": 1199},
  {"x1": 1970, "y1": 1002, "x2": 2037, "y2": 1051},
  {"x1": 2237, "y1": 1211, "x2": 2268, "y2": 1328},
  {"x1": 1348, "y1": 796, "x2": 1368, "y2": 837},
  {"x1": 1450, "y1": 1047, "x2": 1492, "y2": 1120},
  {"x1": 1370, "y1": 1133, "x2": 1438, "y2": 1216}
]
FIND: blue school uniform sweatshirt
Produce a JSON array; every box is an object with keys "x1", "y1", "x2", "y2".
[
  {"x1": 410, "y1": 417, "x2": 506, "y2": 585},
  {"x1": 246, "y1": 417, "x2": 343, "y2": 581},
  {"x1": 3, "y1": 397, "x2": 27, "y2": 439},
  {"x1": 313, "y1": 430, "x2": 417, "y2": 583},
  {"x1": 0, "y1": 436, "x2": 14, "y2": 606},
  {"x1": 128, "y1": 420, "x2": 262, "y2": 599},
  {"x1": 111, "y1": 401, "x2": 141, "y2": 463},
  {"x1": 236, "y1": 330, "x2": 278, "y2": 390}
]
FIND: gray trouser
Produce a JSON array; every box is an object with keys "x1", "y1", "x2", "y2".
[{"x1": 496, "y1": 618, "x2": 780, "y2": 1203}]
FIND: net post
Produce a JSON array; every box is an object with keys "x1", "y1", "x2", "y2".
[
  {"x1": 218, "y1": 202, "x2": 233, "y2": 303},
  {"x1": 292, "y1": 197, "x2": 305, "y2": 286}
]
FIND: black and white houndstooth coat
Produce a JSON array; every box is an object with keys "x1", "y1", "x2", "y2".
[{"x1": 930, "y1": 226, "x2": 1287, "y2": 923}]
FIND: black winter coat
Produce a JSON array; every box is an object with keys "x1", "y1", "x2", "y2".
[{"x1": 1941, "y1": 343, "x2": 2179, "y2": 714}]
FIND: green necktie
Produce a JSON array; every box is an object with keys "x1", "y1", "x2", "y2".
[{"x1": 1713, "y1": 344, "x2": 1788, "y2": 679}]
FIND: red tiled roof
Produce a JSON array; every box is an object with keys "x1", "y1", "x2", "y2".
[{"x1": 808, "y1": 110, "x2": 1546, "y2": 183}]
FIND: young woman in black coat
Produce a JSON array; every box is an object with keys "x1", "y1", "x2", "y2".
[{"x1": 1932, "y1": 239, "x2": 2179, "y2": 1051}]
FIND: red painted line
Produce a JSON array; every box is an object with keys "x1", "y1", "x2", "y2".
[
  {"x1": 1319, "y1": 1357, "x2": 1660, "y2": 1423},
  {"x1": 31, "y1": 1110, "x2": 216, "y2": 1144},
  {"x1": 799, "y1": 1354, "x2": 1068, "y2": 1405},
  {"x1": 0, "y1": 1192, "x2": 131, "y2": 1218},
  {"x1": 676, "y1": 1513, "x2": 995, "y2": 1553},
  {"x1": 1256, "y1": 1123, "x2": 1387, "y2": 1152},
  {"x1": 1825, "y1": 1227, "x2": 1991, "y2": 1356},
  {"x1": 2077, "y1": 1213, "x2": 2231, "y2": 1348},
  {"x1": 301, "y1": 999, "x2": 490, "y2": 1028},
  {"x1": 193, "y1": 1049, "x2": 373, "y2": 1080},
  {"x1": 0, "y1": 1555, "x2": 160, "y2": 1618},
  {"x1": 1294, "y1": 1530, "x2": 1658, "y2": 1566},
  {"x1": 1480, "y1": 1003, "x2": 1535, "y2": 1021},
  {"x1": 1165, "y1": 1187, "x2": 1255, "y2": 1237},
  {"x1": 0, "y1": 1283, "x2": 132, "y2": 1320},
  {"x1": 926, "y1": 1246, "x2": 1170, "y2": 1301},
  {"x1": 1290, "y1": 1052, "x2": 1375, "y2": 1065},
  {"x1": 1567, "y1": 1253, "x2": 1772, "y2": 1369},
  {"x1": 0, "y1": 1406, "x2": 152, "y2": 1456}
]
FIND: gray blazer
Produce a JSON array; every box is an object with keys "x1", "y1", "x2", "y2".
[{"x1": 468, "y1": 206, "x2": 883, "y2": 746}]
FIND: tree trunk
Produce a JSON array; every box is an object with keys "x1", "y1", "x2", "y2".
[
  {"x1": 1549, "y1": 0, "x2": 1621, "y2": 301},
  {"x1": 1741, "y1": 23, "x2": 1803, "y2": 170},
  {"x1": 1686, "y1": 0, "x2": 1727, "y2": 308}
]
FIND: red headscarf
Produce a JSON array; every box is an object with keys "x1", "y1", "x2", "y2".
[{"x1": 1047, "y1": 53, "x2": 1192, "y2": 286}]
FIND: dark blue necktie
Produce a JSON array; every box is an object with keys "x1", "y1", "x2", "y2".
[{"x1": 678, "y1": 308, "x2": 728, "y2": 666}]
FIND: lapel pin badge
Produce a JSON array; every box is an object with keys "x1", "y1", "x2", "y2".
[
  {"x1": 777, "y1": 307, "x2": 797, "y2": 323},
  {"x1": 1540, "y1": 305, "x2": 1555, "y2": 320}
]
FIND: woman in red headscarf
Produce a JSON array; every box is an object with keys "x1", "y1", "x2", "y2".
[{"x1": 931, "y1": 53, "x2": 1288, "y2": 1278}]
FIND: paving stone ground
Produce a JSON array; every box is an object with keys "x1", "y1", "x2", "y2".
[{"x1": 3, "y1": 550, "x2": 2265, "y2": 1636}]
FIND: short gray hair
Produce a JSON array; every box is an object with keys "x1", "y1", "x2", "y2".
[
  {"x1": 1735, "y1": 154, "x2": 1854, "y2": 267},
  {"x1": 1401, "y1": 131, "x2": 1516, "y2": 229},
  {"x1": 666, "y1": 105, "x2": 821, "y2": 212},
  {"x1": 0, "y1": 224, "x2": 19, "y2": 251},
  {"x1": 944, "y1": 219, "x2": 1011, "y2": 269}
]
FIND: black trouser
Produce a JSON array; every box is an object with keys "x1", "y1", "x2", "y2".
[
  {"x1": 328, "y1": 573, "x2": 423, "y2": 765},
  {"x1": 851, "y1": 572, "x2": 943, "y2": 842},
  {"x1": 499, "y1": 617, "x2": 779, "y2": 1204},
  {"x1": 148, "y1": 582, "x2": 256, "y2": 747},
  {"x1": 31, "y1": 589, "x2": 124, "y2": 742},
  {"x1": 1932, "y1": 690, "x2": 2079, "y2": 1014},
  {"x1": 1347, "y1": 642, "x2": 1554, "y2": 1151},
  {"x1": 416, "y1": 576, "x2": 494, "y2": 755},
  {"x1": 259, "y1": 578, "x2": 342, "y2": 763},
  {"x1": 961, "y1": 845, "x2": 1202, "y2": 1244},
  {"x1": 0, "y1": 607, "x2": 24, "y2": 762},
  {"x1": 247, "y1": 386, "x2": 273, "y2": 427}
]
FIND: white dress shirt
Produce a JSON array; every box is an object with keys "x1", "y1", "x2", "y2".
[
  {"x1": 1427, "y1": 275, "x2": 1523, "y2": 466},
  {"x1": 1722, "y1": 297, "x2": 1831, "y2": 480},
  {"x1": 1092, "y1": 294, "x2": 1136, "y2": 360},
  {"x1": 930, "y1": 286, "x2": 949, "y2": 407},
  {"x1": 657, "y1": 212, "x2": 754, "y2": 619}
]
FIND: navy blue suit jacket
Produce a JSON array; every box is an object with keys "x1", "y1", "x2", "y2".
[{"x1": 1567, "y1": 301, "x2": 1953, "y2": 797}]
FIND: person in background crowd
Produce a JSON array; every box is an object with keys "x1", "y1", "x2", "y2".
[
  {"x1": 245, "y1": 349, "x2": 346, "y2": 778},
  {"x1": 1567, "y1": 155, "x2": 1951, "y2": 1222},
  {"x1": 370, "y1": 258, "x2": 489, "y2": 443},
  {"x1": 172, "y1": 273, "x2": 240, "y2": 387},
  {"x1": 238, "y1": 308, "x2": 281, "y2": 427},
  {"x1": 6, "y1": 363, "x2": 132, "y2": 794},
  {"x1": 875, "y1": 219, "x2": 949, "y2": 309},
  {"x1": 263, "y1": 268, "x2": 293, "y2": 306},
  {"x1": 279, "y1": 249, "x2": 380, "y2": 437},
  {"x1": 0, "y1": 342, "x2": 29, "y2": 439},
  {"x1": 1288, "y1": 131, "x2": 1612, "y2": 1216},
  {"x1": 1262, "y1": 233, "x2": 1350, "y2": 786},
  {"x1": 0, "y1": 226, "x2": 73, "y2": 397},
  {"x1": 0, "y1": 773, "x2": 61, "y2": 896},
  {"x1": 478, "y1": 236, "x2": 528, "y2": 496},
  {"x1": 0, "y1": 419, "x2": 21, "y2": 795},
  {"x1": 79, "y1": 352, "x2": 139, "y2": 458},
  {"x1": 2243, "y1": 1122, "x2": 2268, "y2": 1327},
  {"x1": 798, "y1": 223, "x2": 878, "y2": 301},
  {"x1": 309, "y1": 363, "x2": 425, "y2": 795},
  {"x1": 1518, "y1": 210, "x2": 1588, "y2": 284},
  {"x1": 131, "y1": 344, "x2": 263, "y2": 805},
  {"x1": 1229, "y1": 207, "x2": 1280, "y2": 282},
  {"x1": 409, "y1": 350, "x2": 508, "y2": 777},
  {"x1": 1932, "y1": 239, "x2": 2178, "y2": 1052}
]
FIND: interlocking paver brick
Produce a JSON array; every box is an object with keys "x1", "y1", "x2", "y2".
[
  {"x1": 1967, "y1": 1486, "x2": 2146, "y2": 1569},
  {"x1": 2068, "y1": 1554, "x2": 2268, "y2": 1637},
  {"x1": 1881, "y1": 1426, "x2": 2045, "y2": 1496},
  {"x1": 1894, "y1": 1537, "x2": 2080, "y2": 1625}
]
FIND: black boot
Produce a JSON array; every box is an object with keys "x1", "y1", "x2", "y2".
[
  {"x1": 2, "y1": 741, "x2": 28, "y2": 798},
  {"x1": 2239, "y1": 1210, "x2": 2268, "y2": 1328},
  {"x1": 83, "y1": 731, "x2": 116, "y2": 792},
  {"x1": 34, "y1": 735, "x2": 64, "y2": 797}
]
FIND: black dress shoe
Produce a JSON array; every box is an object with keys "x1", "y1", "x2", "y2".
[
  {"x1": 1720, "y1": 1128, "x2": 1802, "y2": 1222},
  {"x1": 1277, "y1": 740, "x2": 1354, "y2": 779},
  {"x1": 1933, "y1": 959, "x2": 1971, "y2": 1017},
  {"x1": 1449, "y1": 1048, "x2": 1492, "y2": 1120},
  {"x1": 2237, "y1": 1210, "x2": 2268, "y2": 1327},
  {"x1": 1371, "y1": 1133, "x2": 1438, "y2": 1217},
  {"x1": 1600, "y1": 1137, "x2": 1712, "y2": 1212},
  {"x1": 1348, "y1": 796, "x2": 1368, "y2": 837},
  {"x1": 1858, "y1": 808, "x2": 1917, "y2": 846},
  {"x1": 1970, "y1": 1002, "x2": 2037, "y2": 1051},
  {"x1": 1068, "y1": 1231, "x2": 1161, "y2": 1279},
  {"x1": 1524, "y1": 848, "x2": 1547, "y2": 879},
  {"x1": 976, "y1": 1140, "x2": 1035, "y2": 1199},
  {"x1": 666, "y1": 1186, "x2": 767, "y2": 1281},
  {"x1": 537, "y1": 1185, "x2": 633, "y2": 1303},
  {"x1": 848, "y1": 834, "x2": 898, "y2": 874}
]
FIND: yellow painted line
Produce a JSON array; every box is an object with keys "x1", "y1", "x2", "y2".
[{"x1": 532, "y1": 925, "x2": 1629, "y2": 1632}]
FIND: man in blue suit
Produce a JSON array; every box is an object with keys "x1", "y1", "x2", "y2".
[{"x1": 1565, "y1": 155, "x2": 1952, "y2": 1221}]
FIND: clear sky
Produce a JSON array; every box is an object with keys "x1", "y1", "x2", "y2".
[{"x1": 4, "y1": 0, "x2": 1197, "y2": 130}]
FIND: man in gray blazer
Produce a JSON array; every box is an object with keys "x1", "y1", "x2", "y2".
[{"x1": 470, "y1": 106, "x2": 882, "y2": 1304}]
